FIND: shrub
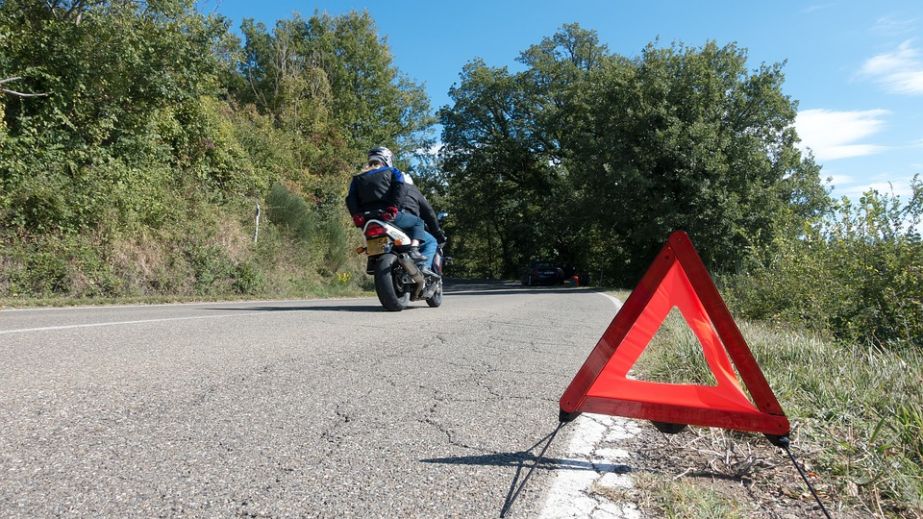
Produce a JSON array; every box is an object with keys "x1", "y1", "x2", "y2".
[
  {"x1": 266, "y1": 183, "x2": 318, "y2": 244},
  {"x1": 729, "y1": 178, "x2": 923, "y2": 349}
]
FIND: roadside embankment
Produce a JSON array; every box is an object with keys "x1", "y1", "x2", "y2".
[{"x1": 593, "y1": 292, "x2": 922, "y2": 518}]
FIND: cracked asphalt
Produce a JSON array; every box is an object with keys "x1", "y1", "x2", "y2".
[{"x1": 0, "y1": 284, "x2": 620, "y2": 518}]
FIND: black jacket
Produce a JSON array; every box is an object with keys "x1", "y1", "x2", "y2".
[
  {"x1": 402, "y1": 185, "x2": 444, "y2": 239},
  {"x1": 345, "y1": 166, "x2": 408, "y2": 215}
]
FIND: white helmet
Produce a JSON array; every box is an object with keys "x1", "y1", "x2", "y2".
[{"x1": 367, "y1": 146, "x2": 393, "y2": 167}]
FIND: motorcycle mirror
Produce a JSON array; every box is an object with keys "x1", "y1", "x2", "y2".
[{"x1": 437, "y1": 211, "x2": 448, "y2": 223}]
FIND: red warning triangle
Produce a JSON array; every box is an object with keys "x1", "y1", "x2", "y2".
[{"x1": 559, "y1": 231, "x2": 790, "y2": 435}]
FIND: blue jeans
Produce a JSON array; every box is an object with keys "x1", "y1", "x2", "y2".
[
  {"x1": 391, "y1": 211, "x2": 425, "y2": 242},
  {"x1": 419, "y1": 231, "x2": 437, "y2": 269}
]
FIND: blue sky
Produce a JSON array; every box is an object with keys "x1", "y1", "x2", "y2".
[{"x1": 205, "y1": 0, "x2": 923, "y2": 199}]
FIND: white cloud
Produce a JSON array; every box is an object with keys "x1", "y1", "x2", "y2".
[
  {"x1": 870, "y1": 16, "x2": 918, "y2": 36},
  {"x1": 838, "y1": 179, "x2": 915, "y2": 198},
  {"x1": 802, "y1": 3, "x2": 835, "y2": 14},
  {"x1": 795, "y1": 109, "x2": 889, "y2": 161},
  {"x1": 827, "y1": 174, "x2": 854, "y2": 186},
  {"x1": 860, "y1": 40, "x2": 923, "y2": 95}
]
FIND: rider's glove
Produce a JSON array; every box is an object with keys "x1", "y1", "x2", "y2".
[
  {"x1": 436, "y1": 232, "x2": 447, "y2": 244},
  {"x1": 352, "y1": 214, "x2": 365, "y2": 227},
  {"x1": 382, "y1": 206, "x2": 398, "y2": 221}
]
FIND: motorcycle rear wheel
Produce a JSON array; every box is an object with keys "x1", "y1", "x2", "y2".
[{"x1": 374, "y1": 254, "x2": 410, "y2": 311}]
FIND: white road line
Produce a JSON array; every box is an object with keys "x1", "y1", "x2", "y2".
[
  {"x1": 0, "y1": 296, "x2": 369, "y2": 313},
  {"x1": 596, "y1": 291, "x2": 624, "y2": 309},
  {"x1": 538, "y1": 291, "x2": 642, "y2": 519},
  {"x1": 0, "y1": 312, "x2": 265, "y2": 335}
]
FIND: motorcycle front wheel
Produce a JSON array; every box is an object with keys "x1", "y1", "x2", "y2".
[
  {"x1": 374, "y1": 254, "x2": 410, "y2": 311},
  {"x1": 426, "y1": 282, "x2": 443, "y2": 308}
]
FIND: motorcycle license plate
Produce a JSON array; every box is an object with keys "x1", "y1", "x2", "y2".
[{"x1": 367, "y1": 237, "x2": 388, "y2": 256}]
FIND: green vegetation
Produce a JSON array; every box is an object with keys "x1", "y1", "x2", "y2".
[
  {"x1": 0, "y1": 4, "x2": 920, "y2": 515},
  {"x1": 728, "y1": 182, "x2": 923, "y2": 348},
  {"x1": 634, "y1": 308, "x2": 923, "y2": 517},
  {"x1": 4, "y1": 4, "x2": 918, "y2": 349},
  {"x1": 437, "y1": 40, "x2": 922, "y2": 519},
  {"x1": 439, "y1": 25, "x2": 827, "y2": 282},
  {"x1": 438, "y1": 24, "x2": 920, "y2": 353},
  {"x1": 0, "y1": 1, "x2": 431, "y2": 302},
  {"x1": 593, "y1": 471, "x2": 747, "y2": 518}
]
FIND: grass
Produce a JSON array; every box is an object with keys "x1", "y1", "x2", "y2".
[
  {"x1": 593, "y1": 473, "x2": 745, "y2": 519},
  {"x1": 640, "y1": 474, "x2": 745, "y2": 519},
  {"x1": 614, "y1": 289, "x2": 923, "y2": 517}
]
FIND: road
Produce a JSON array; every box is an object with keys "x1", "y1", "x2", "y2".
[{"x1": 0, "y1": 284, "x2": 624, "y2": 518}]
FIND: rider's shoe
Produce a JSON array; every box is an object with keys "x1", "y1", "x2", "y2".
[{"x1": 408, "y1": 247, "x2": 426, "y2": 263}]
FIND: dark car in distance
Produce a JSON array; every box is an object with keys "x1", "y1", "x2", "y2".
[{"x1": 521, "y1": 261, "x2": 565, "y2": 286}]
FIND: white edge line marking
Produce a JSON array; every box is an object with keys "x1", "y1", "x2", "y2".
[
  {"x1": 538, "y1": 291, "x2": 641, "y2": 519},
  {"x1": 0, "y1": 296, "x2": 373, "y2": 313},
  {"x1": 597, "y1": 291, "x2": 624, "y2": 311},
  {"x1": 0, "y1": 312, "x2": 266, "y2": 335}
]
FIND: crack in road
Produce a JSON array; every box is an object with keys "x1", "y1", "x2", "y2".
[{"x1": 1, "y1": 287, "x2": 626, "y2": 517}]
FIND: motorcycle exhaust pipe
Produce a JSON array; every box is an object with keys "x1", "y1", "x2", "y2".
[{"x1": 396, "y1": 254, "x2": 426, "y2": 298}]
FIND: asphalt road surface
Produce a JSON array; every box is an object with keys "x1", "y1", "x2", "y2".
[{"x1": 0, "y1": 284, "x2": 620, "y2": 518}]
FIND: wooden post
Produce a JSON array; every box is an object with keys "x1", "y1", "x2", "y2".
[{"x1": 253, "y1": 202, "x2": 261, "y2": 244}]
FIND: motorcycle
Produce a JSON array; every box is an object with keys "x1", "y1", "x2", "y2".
[{"x1": 356, "y1": 210, "x2": 444, "y2": 311}]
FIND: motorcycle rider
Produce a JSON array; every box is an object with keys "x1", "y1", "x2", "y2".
[
  {"x1": 402, "y1": 174, "x2": 445, "y2": 273},
  {"x1": 346, "y1": 146, "x2": 426, "y2": 262}
]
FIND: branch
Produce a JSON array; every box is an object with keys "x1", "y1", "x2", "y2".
[
  {"x1": 1, "y1": 88, "x2": 49, "y2": 98},
  {"x1": 0, "y1": 77, "x2": 49, "y2": 98},
  {"x1": 65, "y1": 0, "x2": 89, "y2": 19}
]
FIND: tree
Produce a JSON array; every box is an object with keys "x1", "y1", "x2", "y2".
[
  {"x1": 440, "y1": 59, "x2": 566, "y2": 277},
  {"x1": 0, "y1": 0, "x2": 238, "y2": 232},
  {"x1": 0, "y1": 4, "x2": 438, "y2": 298},
  {"x1": 234, "y1": 11, "x2": 434, "y2": 169},
  {"x1": 569, "y1": 42, "x2": 828, "y2": 280},
  {"x1": 440, "y1": 26, "x2": 829, "y2": 283}
]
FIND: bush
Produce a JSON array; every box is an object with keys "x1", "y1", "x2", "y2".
[
  {"x1": 266, "y1": 182, "x2": 318, "y2": 243},
  {"x1": 0, "y1": 4, "x2": 425, "y2": 303},
  {"x1": 728, "y1": 178, "x2": 923, "y2": 349},
  {"x1": 233, "y1": 261, "x2": 264, "y2": 294}
]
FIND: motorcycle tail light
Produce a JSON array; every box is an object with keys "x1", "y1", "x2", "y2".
[{"x1": 365, "y1": 223, "x2": 386, "y2": 238}]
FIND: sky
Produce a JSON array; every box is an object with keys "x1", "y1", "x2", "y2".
[{"x1": 204, "y1": 0, "x2": 923, "y2": 199}]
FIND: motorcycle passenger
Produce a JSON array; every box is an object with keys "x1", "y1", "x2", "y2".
[
  {"x1": 346, "y1": 146, "x2": 426, "y2": 262},
  {"x1": 402, "y1": 174, "x2": 445, "y2": 273}
]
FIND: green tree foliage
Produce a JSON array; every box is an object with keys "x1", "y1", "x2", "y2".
[
  {"x1": 236, "y1": 12, "x2": 434, "y2": 168},
  {"x1": 730, "y1": 179, "x2": 923, "y2": 348},
  {"x1": 0, "y1": 0, "x2": 237, "y2": 232},
  {"x1": 230, "y1": 10, "x2": 435, "y2": 277},
  {"x1": 440, "y1": 59, "x2": 563, "y2": 276},
  {"x1": 440, "y1": 25, "x2": 828, "y2": 283},
  {"x1": 0, "y1": 2, "x2": 433, "y2": 298}
]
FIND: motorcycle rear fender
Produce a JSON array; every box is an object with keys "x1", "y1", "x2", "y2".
[{"x1": 362, "y1": 219, "x2": 410, "y2": 244}]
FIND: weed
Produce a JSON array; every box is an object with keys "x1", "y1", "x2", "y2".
[{"x1": 595, "y1": 472, "x2": 745, "y2": 519}]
